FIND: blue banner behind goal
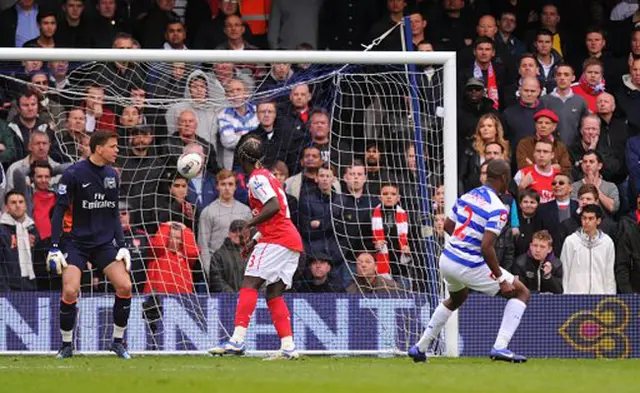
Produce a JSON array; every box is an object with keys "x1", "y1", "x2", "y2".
[{"x1": 1, "y1": 293, "x2": 638, "y2": 358}]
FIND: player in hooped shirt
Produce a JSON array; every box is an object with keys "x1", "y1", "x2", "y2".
[
  {"x1": 47, "y1": 131, "x2": 133, "y2": 359},
  {"x1": 408, "y1": 160, "x2": 531, "y2": 363},
  {"x1": 209, "y1": 137, "x2": 303, "y2": 360}
]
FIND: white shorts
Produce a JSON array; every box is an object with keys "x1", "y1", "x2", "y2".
[
  {"x1": 244, "y1": 243, "x2": 300, "y2": 289},
  {"x1": 439, "y1": 254, "x2": 515, "y2": 296}
]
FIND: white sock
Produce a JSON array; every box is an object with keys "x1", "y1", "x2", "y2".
[
  {"x1": 493, "y1": 298, "x2": 527, "y2": 350},
  {"x1": 113, "y1": 325, "x2": 126, "y2": 340},
  {"x1": 231, "y1": 326, "x2": 247, "y2": 343},
  {"x1": 281, "y1": 336, "x2": 295, "y2": 351},
  {"x1": 416, "y1": 303, "x2": 453, "y2": 352},
  {"x1": 61, "y1": 329, "x2": 73, "y2": 344}
]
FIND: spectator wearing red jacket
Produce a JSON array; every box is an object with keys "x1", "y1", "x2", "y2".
[
  {"x1": 144, "y1": 222, "x2": 199, "y2": 294},
  {"x1": 571, "y1": 58, "x2": 606, "y2": 113}
]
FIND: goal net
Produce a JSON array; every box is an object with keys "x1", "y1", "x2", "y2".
[{"x1": 0, "y1": 40, "x2": 457, "y2": 355}]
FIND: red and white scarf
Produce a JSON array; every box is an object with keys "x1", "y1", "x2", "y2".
[
  {"x1": 474, "y1": 61, "x2": 500, "y2": 110},
  {"x1": 578, "y1": 73, "x2": 606, "y2": 95},
  {"x1": 372, "y1": 204, "x2": 409, "y2": 275}
]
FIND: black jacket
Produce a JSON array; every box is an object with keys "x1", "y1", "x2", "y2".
[
  {"x1": 55, "y1": 18, "x2": 91, "y2": 48},
  {"x1": 568, "y1": 140, "x2": 622, "y2": 184},
  {"x1": 209, "y1": 237, "x2": 245, "y2": 293},
  {"x1": 457, "y1": 97, "x2": 499, "y2": 147},
  {"x1": 318, "y1": 0, "x2": 383, "y2": 50},
  {"x1": 332, "y1": 193, "x2": 376, "y2": 260},
  {"x1": 459, "y1": 146, "x2": 482, "y2": 194},
  {"x1": 0, "y1": 215, "x2": 42, "y2": 292},
  {"x1": 124, "y1": 226, "x2": 150, "y2": 293},
  {"x1": 294, "y1": 272, "x2": 343, "y2": 293},
  {"x1": 615, "y1": 214, "x2": 640, "y2": 293},
  {"x1": 89, "y1": 14, "x2": 131, "y2": 48},
  {"x1": 135, "y1": 4, "x2": 173, "y2": 49},
  {"x1": 244, "y1": 119, "x2": 305, "y2": 176},
  {"x1": 538, "y1": 199, "x2": 579, "y2": 256},
  {"x1": 515, "y1": 212, "x2": 545, "y2": 257},
  {"x1": 598, "y1": 115, "x2": 629, "y2": 184},
  {"x1": 457, "y1": 60, "x2": 510, "y2": 110},
  {"x1": 512, "y1": 252, "x2": 563, "y2": 294},
  {"x1": 0, "y1": 5, "x2": 18, "y2": 48}
]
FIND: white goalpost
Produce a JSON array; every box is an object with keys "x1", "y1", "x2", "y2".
[{"x1": 0, "y1": 47, "x2": 457, "y2": 357}]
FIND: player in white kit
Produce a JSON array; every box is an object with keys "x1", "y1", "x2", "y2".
[
  {"x1": 409, "y1": 160, "x2": 530, "y2": 363},
  {"x1": 209, "y1": 137, "x2": 303, "y2": 360}
]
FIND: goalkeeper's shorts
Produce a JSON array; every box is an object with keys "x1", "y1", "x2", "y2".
[
  {"x1": 62, "y1": 239, "x2": 119, "y2": 271},
  {"x1": 244, "y1": 243, "x2": 300, "y2": 289}
]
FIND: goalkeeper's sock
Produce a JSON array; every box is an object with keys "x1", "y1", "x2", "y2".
[
  {"x1": 267, "y1": 297, "x2": 294, "y2": 351},
  {"x1": 493, "y1": 298, "x2": 526, "y2": 350},
  {"x1": 416, "y1": 303, "x2": 453, "y2": 352},
  {"x1": 232, "y1": 288, "x2": 259, "y2": 343},
  {"x1": 113, "y1": 295, "x2": 132, "y2": 343},
  {"x1": 60, "y1": 299, "x2": 77, "y2": 345}
]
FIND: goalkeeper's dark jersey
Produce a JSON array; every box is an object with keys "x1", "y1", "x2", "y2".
[{"x1": 51, "y1": 159, "x2": 125, "y2": 249}]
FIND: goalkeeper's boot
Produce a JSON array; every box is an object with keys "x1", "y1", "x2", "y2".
[
  {"x1": 56, "y1": 344, "x2": 73, "y2": 359},
  {"x1": 264, "y1": 348, "x2": 300, "y2": 361},
  {"x1": 208, "y1": 339, "x2": 246, "y2": 356},
  {"x1": 490, "y1": 347, "x2": 527, "y2": 363},
  {"x1": 408, "y1": 345, "x2": 428, "y2": 363},
  {"x1": 110, "y1": 341, "x2": 131, "y2": 360}
]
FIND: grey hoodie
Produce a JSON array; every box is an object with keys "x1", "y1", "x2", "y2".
[
  {"x1": 165, "y1": 69, "x2": 222, "y2": 147},
  {"x1": 560, "y1": 229, "x2": 616, "y2": 294}
]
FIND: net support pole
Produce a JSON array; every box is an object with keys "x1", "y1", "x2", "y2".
[
  {"x1": 401, "y1": 15, "x2": 443, "y2": 319},
  {"x1": 442, "y1": 56, "x2": 460, "y2": 357}
]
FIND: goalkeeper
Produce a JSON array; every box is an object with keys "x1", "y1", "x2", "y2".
[{"x1": 47, "y1": 130, "x2": 133, "y2": 359}]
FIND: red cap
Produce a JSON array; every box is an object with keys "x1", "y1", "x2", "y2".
[{"x1": 533, "y1": 109, "x2": 559, "y2": 123}]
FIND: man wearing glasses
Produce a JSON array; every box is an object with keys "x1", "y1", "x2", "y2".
[{"x1": 538, "y1": 172, "x2": 578, "y2": 246}]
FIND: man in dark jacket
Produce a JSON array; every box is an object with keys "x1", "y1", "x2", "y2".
[
  {"x1": 615, "y1": 58, "x2": 640, "y2": 136},
  {"x1": 538, "y1": 172, "x2": 578, "y2": 255},
  {"x1": 0, "y1": 0, "x2": 39, "y2": 48},
  {"x1": 615, "y1": 193, "x2": 640, "y2": 294},
  {"x1": 209, "y1": 220, "x2": 247, "y2": 293},
  {"x1": 297, "y1": 163, "x2": 342, "y2": 264},
  {"x1": 512, "y1": 230, "x2": 563, "y2": 294},
  {"x1": 0, "y1": 190, "x2": 42, "y2": 291},
  {"x1": 294, "y1": 253, "x2": 343, "y2": 293},
  {"x1": 135, "y1": 0, "x2": 176, "y2": 49},
  {"x1": 503, "y1": 76, "x2": 545, "y2": 153},
  {"x1": 457, "y1": 37, "x2": 509, "y2": 111},
  {"x1": 119, "y1": 201, "x2": 150, "y2": 294},
  {"x1": 244, "y1": 101, "x2": 304, "y2": 175},
  {"x1": 88, "y1": 0, "x2": 131, "y2": 48},
  {"x1": 457, "y1": 78, "x2": 499, "y2": 147}
]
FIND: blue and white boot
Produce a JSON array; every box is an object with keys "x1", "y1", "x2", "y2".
[
  {"x1": 264, "y1": 347, "x2": 300, "y2": 361},
  {"x1": 208, "y1": 339, "x2": 247, "y2": 356},
  {"x1": 408, "y1": 345, "x2": 428, "y2": 363},
  {"x1": 490, "y1": 347, "x2": 527, "y2": 363},
  {"x1": 110, "y1": 341, "x2": 131, "y2": 359}
]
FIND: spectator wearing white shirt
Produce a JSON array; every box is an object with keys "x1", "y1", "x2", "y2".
[{"x1": 561, "y1": 204, "x2": 616, "y2": 294}]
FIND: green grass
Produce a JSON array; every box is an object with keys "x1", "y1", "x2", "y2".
[{"x1": 0, "y1": 356, "x2": 638, "y2": 393}]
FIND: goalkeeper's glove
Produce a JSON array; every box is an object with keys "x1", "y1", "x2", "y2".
[
  {"x1": 116, "y1": 248, "x2": 131, "y2": 272},
  {"x1": 47, "y1": 246, "x2": 67, "y2": 275}
]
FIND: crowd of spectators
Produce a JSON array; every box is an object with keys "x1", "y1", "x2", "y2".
[{"x1": 1, "y1": 0, "x2": 640, "y2": 297}]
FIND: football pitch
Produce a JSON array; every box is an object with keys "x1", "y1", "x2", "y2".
[{"x1": 0, "y1": 356, "x2": 638, "y2": 393}]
